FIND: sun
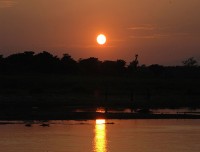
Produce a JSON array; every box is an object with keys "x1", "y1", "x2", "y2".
[
  {"x1": 96, "y1": 119, "x2": 106, "y2": 125},
  {"x1": 97, "y1": 34, "x2": 106, "y2": 45}
]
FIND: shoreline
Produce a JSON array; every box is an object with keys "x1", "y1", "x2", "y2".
[{"x1": 0, "y1": 112, "x2": 200, "y2": 121}]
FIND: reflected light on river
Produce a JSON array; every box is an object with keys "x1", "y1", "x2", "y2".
[{"x1": 94, "y1": 119, "x2": 107, "y2": 152}]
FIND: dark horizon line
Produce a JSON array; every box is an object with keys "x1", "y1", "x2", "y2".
[{"x1": 0, "y1": 50, "x2": 199, "y2": 67}]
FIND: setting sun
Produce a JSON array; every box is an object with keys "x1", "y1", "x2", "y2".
[
  {"x1": 97, "y1": 34, "x2": 106, "y2": 45},
  {"x1": 96, "y1": 119, "x2": 106, "y2": 125}
]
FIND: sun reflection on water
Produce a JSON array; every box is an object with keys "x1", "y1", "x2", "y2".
[{"x1": 94, "y1": 119, "x2": 107, "y2": 152}]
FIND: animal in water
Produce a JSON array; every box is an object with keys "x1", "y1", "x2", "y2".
[
  {"x1": 25, "y1": 124, "x2": 32, "y2": 127},
  {"x1": 40, "y1": 123, "x2": 50, "y2": 127}
]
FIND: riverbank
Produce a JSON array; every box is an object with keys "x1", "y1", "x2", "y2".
[
  {"x1": 0, "y1": 112, "x2": 200, "y2": 121},
  {"x1": 0, "y1": 74, "x2": 200, "y2": 121}
]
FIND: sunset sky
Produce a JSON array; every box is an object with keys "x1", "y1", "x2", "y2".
[{"x1": 0, "y1": 0, "x2": 200, "y2": 65}]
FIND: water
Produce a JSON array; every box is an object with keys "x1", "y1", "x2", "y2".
[{"x1": 0, "y1": 120, "x2": 200, "y2": 152}]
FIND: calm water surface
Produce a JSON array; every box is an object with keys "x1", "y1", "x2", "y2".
[{"x1": 0, "y1": 120, "x2": 199, "y2": 152}]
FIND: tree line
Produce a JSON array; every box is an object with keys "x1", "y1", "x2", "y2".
[{"x1": 0, "y1": 51, "x2": 199, "y2": 78}]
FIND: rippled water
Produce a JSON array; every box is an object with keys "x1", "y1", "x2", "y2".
[{"x1": 0, "y1": 120, "x2": 200, "y2": 152}]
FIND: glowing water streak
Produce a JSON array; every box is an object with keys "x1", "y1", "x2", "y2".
[{"x1": 94, "y1": 119, "x2": 107, "y2": 152}]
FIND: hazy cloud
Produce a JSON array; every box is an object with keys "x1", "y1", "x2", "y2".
[
  {"x1": 110, "y1": 39, "x2": 125, "y2": 42},
  {"x1": 127, "y1": 25, "x2": 155, "y2": 31},
  {"x1": 0, "y1": 0, "x2": 17, "y2": 8},
  {"x1": 129, "y1": 34, "x2": 169, "y2": 39},
  {"x1": 128, "y1": 24, "x2": 194, "y2": 39},
  {"x1": 129, "y1": 32, "x2": 192, "y2": 39}
]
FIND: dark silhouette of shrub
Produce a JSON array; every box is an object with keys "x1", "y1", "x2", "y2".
[
  {"x1": 78, "y1": 57, "x2": 101, "y2": 74},
  {"x1": 101, "y1": 59, "x2": 126, "y2": 75},
  {"x1": 33, "y1": 51, "x2": 60, "y2": 72},
  {"x1": 182, "y1": 57, "x2": 198, "y2": 67},
  {"x1": 0, "y1": 51, "x2": 200, "y2": 78},
  {"x1": 61, "y1": 54, "x2": 78, "y2": 74},
  {"x1": 148, "y1": 64, "x2": 164, "y2": 77}
]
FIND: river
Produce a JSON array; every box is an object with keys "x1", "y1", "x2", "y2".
[{"x1": 0, "y1": 119, "x2": 199, "y2": 152}]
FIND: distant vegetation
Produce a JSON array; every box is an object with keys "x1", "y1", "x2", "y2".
[
  {"x1": 0, "y1": 51, "x2": 200, "y2": 118},
  {"x1": 0, "y1": 51, "x2": 200, "y2": 78}
]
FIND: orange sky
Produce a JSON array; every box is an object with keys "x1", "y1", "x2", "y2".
[{"x1": 0, "y1": 0, "x2": 200, "y2": 65}]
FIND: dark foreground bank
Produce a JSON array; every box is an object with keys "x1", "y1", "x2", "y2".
[
  {"x1": 1, "y1": 112, "x2": 200, "y2": 120},
  {"x1": 1, "y1": 74, "x2": 200, "y2": 121}
]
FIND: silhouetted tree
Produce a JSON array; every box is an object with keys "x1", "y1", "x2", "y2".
[
  {"x1": 101, "y1": 60, "x2": 126, "y2": 75},
  {"x1": 78, "y1": 57, "x2": 101, "y2": 74},
  {"x1": 148, "y1": 64, "x2": 164, "y2": 77},
  {"x1": 60, "y1": 54, "x2": 78, "y2": 74},
  {"x1": 33, "y1": 51, "x2": 59, "y2": 72},
  {"x1": 0, "y1": 55, "x2": 4, "y2": 73},
  {"x1": 116, "y1": 59, "x2": 126, "y2": 74},
  {"x1": 4, "y1": 51, "x2": 35, "y2": 72},
  {"x1": 1, "y1": 51, "x2": 200, "y2": 78},
  {"x1": 182, "y1": 57, "x2": 198, "y2": 67},
  {"x1": 101, "y1": 60, "x2": 116, "y2": 75},
  {"x1": 0, "y1": 55, "x2": 3, "y2": 64}
]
